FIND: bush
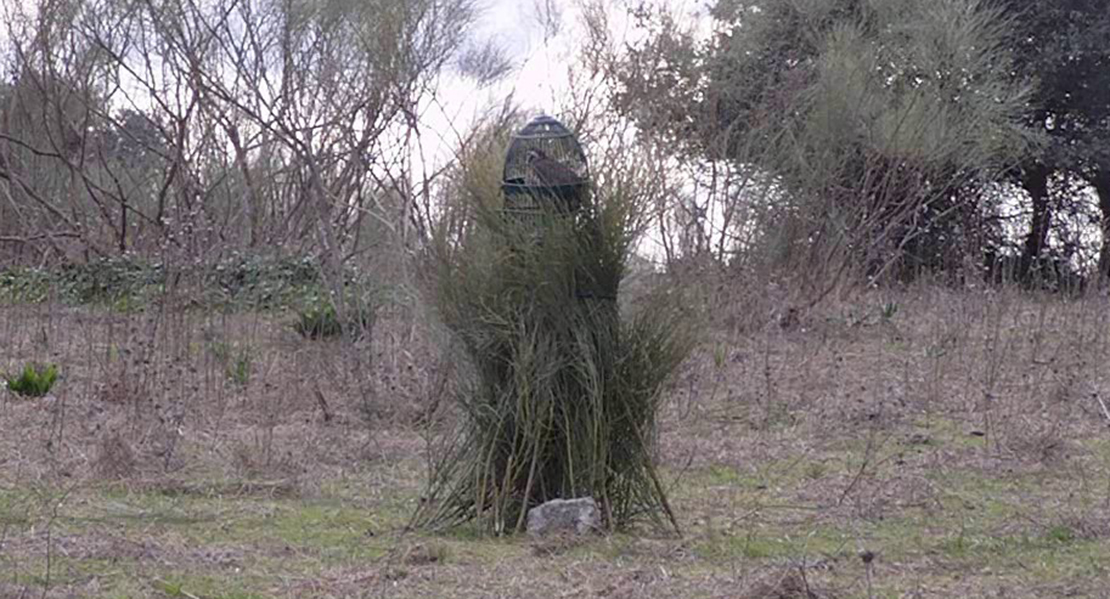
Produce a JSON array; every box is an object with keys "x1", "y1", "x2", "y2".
[
  {"x1": 4, "y1": 363, "x2": 59, "y2": 398},
  {"x1": 208, "y1": 342, "x2": 255, "y2": 388},
  {"x1": 56, "y1": 257, "x2": 161, "y2": 305},
  {"x1": 292, "y1": 293, "x2": 377, "y2": 340},
  {"x1": 0, "y1": 254, "x2": 331, "y2": 311},
  {"x1": 206, "y1": 254, "x2": 322, "y2": 309},
  {"x1": 0, "y1": 268, "x2": 53, "y2": 303},
  {"x1": 414, "y1": 145, "x2": 694, "y2": 534}
]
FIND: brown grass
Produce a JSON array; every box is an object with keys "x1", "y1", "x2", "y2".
[{"x1": 2, "y1": 280, "x2": 1110, "y2": 598}]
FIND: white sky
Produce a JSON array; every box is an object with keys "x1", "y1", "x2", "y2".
[
  {"x1": 416, "y1": 0, "x2": 710, "y2": 183},
  {"x1": 431, "y1": 2, "x2": 707, "y2": 119},
  {"x1": 415, "y1": 0, "x2": 591, "y2": 168},
  {"x1": 414, "y1": 0, "x2": 711, "y2": 261}
]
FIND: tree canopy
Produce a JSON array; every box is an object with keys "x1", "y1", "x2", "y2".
[{"x1": 605, "y1": 0, "x2": 1110, "y2": 286}]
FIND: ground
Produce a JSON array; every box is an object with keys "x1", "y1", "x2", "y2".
[{"x1": 2, "y1": 284, "x2": 1110, "y2": 598}]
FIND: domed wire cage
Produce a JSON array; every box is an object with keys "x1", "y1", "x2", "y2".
[
  {"x1": 501, "y1": 115, "x2": 612, "y2": 304},
  {"x1": 502, "y1": 115, "x2": 590, "y2": 216}
]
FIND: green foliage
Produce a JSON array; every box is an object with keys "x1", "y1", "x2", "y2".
[
  {"x1": 3, "y1": 363, "x2": 59, "y2": 398},
  {"x1": 205, "y1": 254, "x2": 322, "y2": 309},
  {"x1": 209, "y1": 342, "x2": 254, "y2": 388},
  {"x1": 0, "y1": 254, "x2": 329, "y2": 311},
  {"x1": 293, "y1": 301, "x2": 344, "y2": 339},
  {"x1": 617, "y1": 0, "x2": 1037, "y2": 281},
  {"x1": 0, "y1": 258, "x2": 164, "y2": 307},
  {"x1": 712, "y1": 342, "x2": 727, "y2": 370},
  {"x1": 292, "y1": 292, "x2": 377, "y2": 340},
  {"x1": 55, "y1": 257, "x2": 161, "y2": 305},
  {"x1": 1045, "y1": 525, "x2": 1076, "y2": 545},
  {"x1": 880, "y1": 301, "x2": 899, "y2": 322},
  {"x1": 999, "y1": 0, "x2": 1110, "y2": 168},
  {"x1": 415, "y1": 142, "x2": 695, "y2": 534},
  {"x1": 705, "y1": 0, "x2": 1034, "y2": 173},
  {"x1": 228, "y1": 353, "x2": 252, "y2": 388},
  {"x1": 992, "y1": 0, "x2": 1110, "y2": 279},
  {"x1": 0, "y1": 268, "x2": 53, "y2": 303}
]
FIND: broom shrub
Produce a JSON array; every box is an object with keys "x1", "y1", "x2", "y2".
[{"x1": 415, "y1": 146, "x2": 694, "y2": 534}]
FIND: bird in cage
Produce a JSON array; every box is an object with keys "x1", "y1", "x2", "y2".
[{"x1": 526, "y1": 148, "x2": 583, "y2": 187}]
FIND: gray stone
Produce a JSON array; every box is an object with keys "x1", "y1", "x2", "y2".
[{"x1": 526, "y1": 497, "x2": 601, "y2": 536}]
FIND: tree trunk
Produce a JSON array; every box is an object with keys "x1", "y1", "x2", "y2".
[
  {"x1": 1093, "y1": 168, "x2": 1110, "y2": 280},
  {"x1": 1019, "y1": 163, "x2": 1052, "y2": 282}
]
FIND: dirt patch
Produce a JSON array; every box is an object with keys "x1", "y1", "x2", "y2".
[{"x1": 738, "y1": 569, "x2": 836, "y2": 599}]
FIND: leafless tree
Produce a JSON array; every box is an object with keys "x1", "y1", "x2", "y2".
[{"x1": 1, "y1": 0, "x2": 500, "y2": 317}]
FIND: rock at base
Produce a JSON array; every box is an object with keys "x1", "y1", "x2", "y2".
[{"x1": 526, "y1": 497, "x2": 601, "y2": 537}]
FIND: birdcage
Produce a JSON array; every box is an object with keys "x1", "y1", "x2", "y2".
[
  {"x1": 502, "y1": 115, "x2": 589, "y2": 217},
  {"x1": 500, "y1": 115, "x2": 612, "y2": 305}
]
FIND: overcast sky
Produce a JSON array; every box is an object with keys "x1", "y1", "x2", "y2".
[
  {"x1": 438, "y1": 0, "x2": 587, "y2": 120},
  {"x1": 414, "y1": 0, "x2": 582, "y2": 173},
  {"x1": 476, "y1": 0, "x2": 542, "y2": 58},
  {"x1": 471, "y1": 0, "x2": 708, "y2": 111},
  {"x1": 417, "y1": 0, "x2": 708, "y2": 168}
]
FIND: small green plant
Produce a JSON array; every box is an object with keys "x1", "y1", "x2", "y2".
[
  {"x1": 208, "y1": 342, "x2": 254, "y2": 388},
  {"x1": 293, "y1": 294, "x2": 376, "y2": 340},
  {"x1": 228, "y1": 352, "x2": 253, "y2": 388},
  {"x1": 804, "y1": 461, "x2": 827, "y2": 480},
  {"x1": 1045, "y1": 524, "x2": 1076, "y2": 544},
  {"x1": 880, "y1": 300, "x2": 899, "y2": 322},
  {"x1": 713, "y1": 342, "x2": 727, "y2": 370},
  {"x1": 294, "y1": 302, "x2": 344, "y2": 338},
  {"x1": 3, "y1": 363, "x2": 59, "y2": 397}
]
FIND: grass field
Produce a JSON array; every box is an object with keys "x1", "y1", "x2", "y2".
[{"x1": 3, "y1": 283, "x2": 1110, "y2": 598}]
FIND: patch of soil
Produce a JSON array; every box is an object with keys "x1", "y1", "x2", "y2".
[{"x1": 738, "y1": 569, "x2": 836, "y2": 599}]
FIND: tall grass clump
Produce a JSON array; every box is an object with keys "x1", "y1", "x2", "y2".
[
  {"x1": 414, "y1": 141, "x2": 694, "y2": 534},
  {"x1": 3, "y1": 363, "x2": 59, "y2": 398}
]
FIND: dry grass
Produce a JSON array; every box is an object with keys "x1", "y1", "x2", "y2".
[{"x1": 2, "y1": 281, "x2": 1110, "y2": 598}]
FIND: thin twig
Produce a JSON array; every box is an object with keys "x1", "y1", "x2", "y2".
[
  {"x1": 313, "y1": 386, "x2": 332, "y2": 423},
  {"x1": 1093, "y1": 393, "x2": 1110, "y2": 427}
]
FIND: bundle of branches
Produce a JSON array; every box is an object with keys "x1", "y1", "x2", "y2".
[{"x1": 415, "y1": 153, "x2": 692, "y2": 535}]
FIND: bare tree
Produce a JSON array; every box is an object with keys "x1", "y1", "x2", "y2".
[{"x1": 0, "y1": 0, "x2": 488, "y2": 306}]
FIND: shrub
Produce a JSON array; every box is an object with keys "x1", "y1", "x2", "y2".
[
  {"x1": 0, "y1": 268, "x2": 53, "y2": 303},
  {"x1": 206, "y1": 254, "x2": 322, "y2": 308},
  {"x1": 4, "y1": 363, "x2": 59, "y2": 398},
  {"x1": 414, "y1": 147, "x2": 695, "y2": 534},
  {"x1": 292, "y1": 293, "x2": 377, "y2": 340},
  {"x1": 209, "y1": 342, "x2": 254, "y2": 388},
  {"x1": 56, "y1": 257, "x2": 162, "y2": 306},
  {"x1": 1, "y1": 254, "x2": 330, "y2": 311}
]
